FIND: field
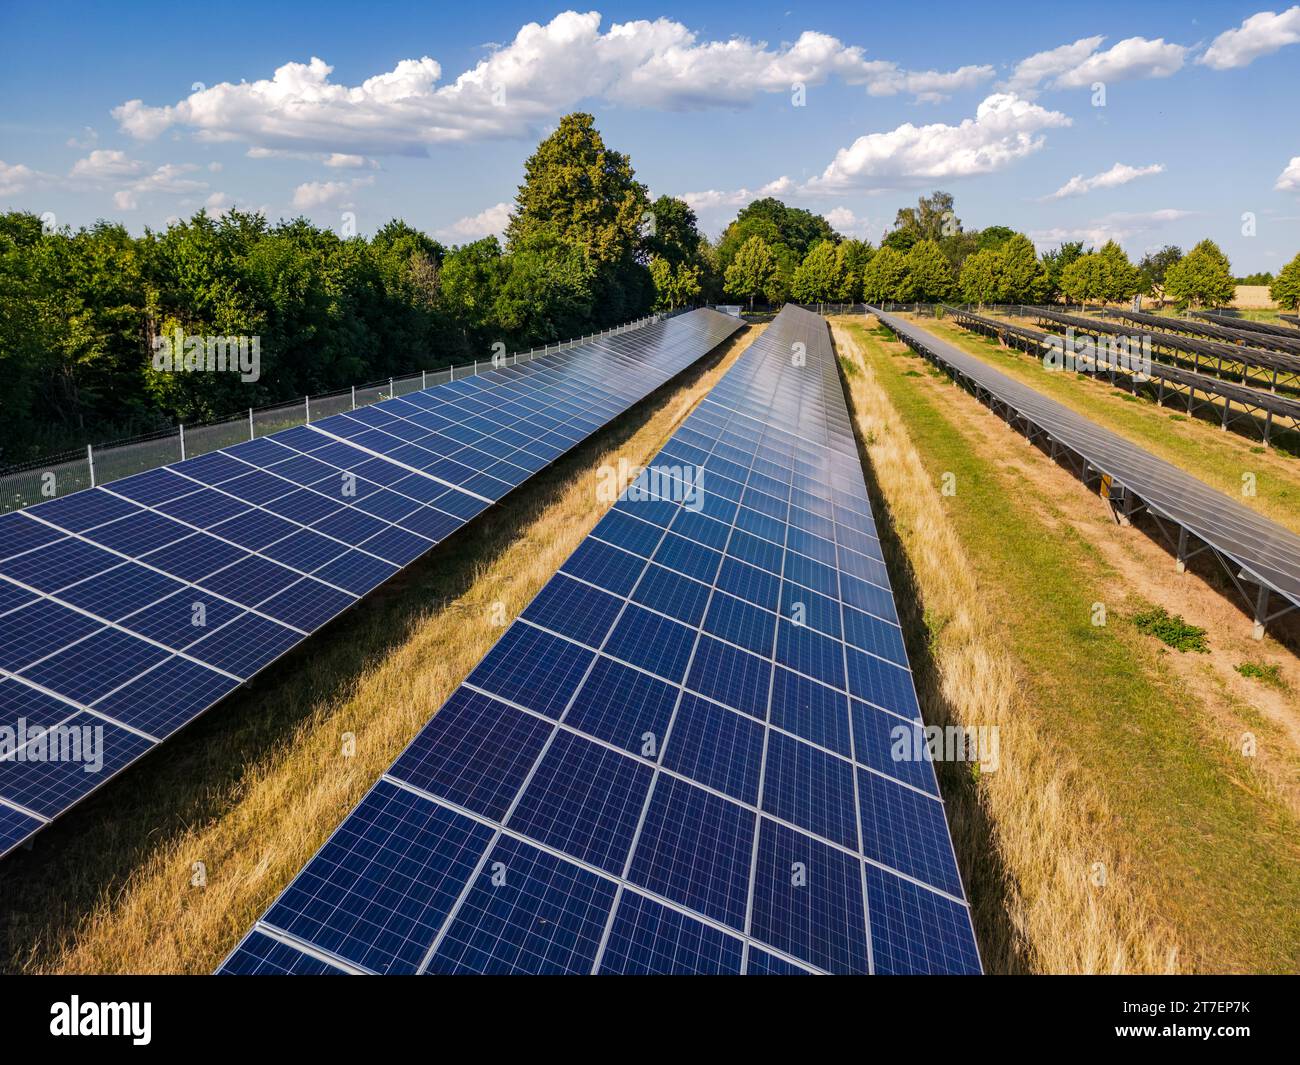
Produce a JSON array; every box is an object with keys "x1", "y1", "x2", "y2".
[{"x1": 831, "y1": 315, "x2": 1300, "y2": 972}]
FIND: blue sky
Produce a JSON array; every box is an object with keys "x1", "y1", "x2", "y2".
[{"x1": 2, "y1": 1, "x2": 1298, "y2": 272}]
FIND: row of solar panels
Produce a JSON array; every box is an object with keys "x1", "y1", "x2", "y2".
[
  {"x1": 0, "y1": 309, "x2": 743, "y2": 859},
  {"x1": 221, "y1": 303, "x2": 982, "y2": 975},
  {"x1": 1104, "y1": 309, "x2": 1300, "y2": 357},
  {"x1": 873, "y1": 307, "x2": 1300, "y2": 613},
  {"x1": 1191, "y1": 310, "x2": 1300, "y2": 341},
  {"x1": 951, "y1": 309, "x2": 1300, "y2": 421},
  {"x1": 1034, "y1": 307, "x2": 1300, "y2": 381}
]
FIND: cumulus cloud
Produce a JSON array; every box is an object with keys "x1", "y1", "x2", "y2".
[
  {"x1": 69, "y1": 149, "x2": 147, "y2": 180},
  {"x1": 1029, "y1": 208, "x2": 1193, "y2": 248},
  {"x1": 291, "y1": 175, "x2": 374, "y2": 209},
  {"x1": 1006, "y1": 35, "x2": 1185, "y2": 94},
  {"x1": 822, "y1": 206, "x2": 872, "y2": 238},
  {"x1": 0, "y1": 160, "x2": 41, "y2": 197},
  {"x1": 111, "y1": 12, "x2": 995, "y2": 154},
  {"x1": 113, "y1": 189, "x2": 138, "y2": 211},
  {"x1": 435, "y1": 201, "x2": 513, "y2": 243},
  {"x1": 1200, "y1": 6, "x2": 1300, "y2": 69},
  {"x1": 1045, "y1": 162, "x2": 1165, "y2": 200},
  {"x1": 247, "y1": 147, "x2": 378, "y2": 168},
  {"x1": 679, "y1": 177, "x2": 795, "y2": 212},
  {"x1": 1277, "y1": 156, "x2": 1300, "y2": 192},
  {"x1": 805, "y1": 93, "x2": 1070, "y2": 192}
]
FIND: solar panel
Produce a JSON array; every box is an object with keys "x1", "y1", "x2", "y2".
[
  {"x1": 221, "y1": 304, "x2": 982, "y2": 975},
  {"x1": 874, "y1": 307, "x2": 1300, "y2": 628},
  {"x1": 0, "y1": 309, "x2": 742, "y2": 859}
]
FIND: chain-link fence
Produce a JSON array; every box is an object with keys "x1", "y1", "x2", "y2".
[{"x1": 1, "y1": 312, "x2": 664, "y2": 515}]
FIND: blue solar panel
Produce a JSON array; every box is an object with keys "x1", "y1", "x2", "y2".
[
  {"x1": 222, "y1": 305, "x2": 980, "y2": 974},
  {"x1": 1, "y1": 309, "x2": 742, "y2": 859}
]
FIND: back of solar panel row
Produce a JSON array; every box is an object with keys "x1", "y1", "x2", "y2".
[
  {"x1": 221, "y1": 303, "x2": 981, "y2": 975},
  {"x1": 0, "y1": 309, "x2": 743, "y2": 859}
]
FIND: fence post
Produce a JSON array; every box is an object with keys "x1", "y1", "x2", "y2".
[
  {"x1": 249, "y1": 408, "x2": 254, "y2": 441},
  {"x1": 351, "y1": 385, "x2": 356, "y2": 410},
  {"x1": 388, "y1": 377, "x2": 393, "y2": 397},
  {"x1": 450, "y1": 363, "x2": 455, "y2": 381},
  {"x1": 422, "y1": 370, "x2": 427, "y2": 389},
  {"x1": 179, "y1": 423, "x2": 186, "y2": 462},
  {"x1": 305, "y1": 394, "x2": 310, "y2": 423},
  {"x1": 87, "y1": 444, "x2": 96, "y2": 488}
]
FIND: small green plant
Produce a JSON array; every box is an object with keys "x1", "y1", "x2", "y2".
[
  {"x1": 904, "y1": 369, "x2": 924, "y2": 377},
  {"x1": 1235, "y1": 661, "x2": 1288, "y2": 690},
  {"x1": 1133, "y1": 605, "x2": 1210, "y2": 653},
  {"x1": 1168, "y1": 413, "x2": 1188, "y2": 422}
]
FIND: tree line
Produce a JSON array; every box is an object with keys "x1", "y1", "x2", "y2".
[{"x1": 3, "y1": 115, "x2": 1299, "y2": 466}]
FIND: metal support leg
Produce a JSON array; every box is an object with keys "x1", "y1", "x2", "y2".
[
  {"x1": 1175, "y1": 526, "x2": 1188, "y2": 573},
  {"x1": 1252, "y1": 585, "x2": 1268, "y2": 641}
]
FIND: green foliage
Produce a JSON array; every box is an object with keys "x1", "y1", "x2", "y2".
[
  {"x1": 1132, "y1": 605, "x2": 1210, "y2": 653},
  {"x1": 1040, "y1": 240, "x2": 1086, "y2": 302},
  {"x1": 1061, "y1": 241, "x2": 1141, "y2": 304},
  {"x1": 861, "y1": 246, "x2": 912, "y2": 304},
  {"x1": 648, "y1": 254, "x2": 702, "y2": 310},
  {"x1": 1236, "y1": 271, "x2": 1273, "y2": 286},
  {"x1": 959, "y1": 247, "x2": 1004, "y2": 306},
  {"x1": 1138, "y1": 244, "x2": 1183, "y2": 296},
  {"x1": 1234, "y1": 661, "x2": 1288, "y2": 690},
  {"x1": 1270, "y1": 252, "x2": 1300, "y2": 311},
  {"x1": 716, "y1": 198, "x2": 837, "y2": 303},
  {"x1": 0, "y1": 112, "x2": 704, "y2": 464},
  {"x1": 1164, "y1": 239, "x2": 1234, "y2": 308},
  {"x1": 723, "y1": 235, "x2": 779, "y2": 309},
  {"x1": 790, "y1": 240, "x2": 843, "y2": 303},
  {"x1": 904, "y1": 239, "x2": 955, "y2": 302}
]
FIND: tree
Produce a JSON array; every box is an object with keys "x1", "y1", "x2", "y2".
[
  {"x1": 1096, "y1": 241, "x2": 1141, "y2": 302},
  {"x1": 506, "y1": 112, "x2": 651, "y2": 322},
  {"x1": 716, "y1": 198, "x2": 838, "y2": 301},
  {"x1": 976, "y1": 225, "x2": 1017, "y2": 250},
  {"x1": 999, "y1": 234, "x2": 1047, "y2": 303},
  {"x1": 649, "y1": 255, "x2": 702, "y2": 310},
  {"x1": 905, "y1": 239, "x2": 955, "y2": 303},
  {"x1": 959, "y1": 248, "x2": 1004, "y2": 306},
  {"x1": 1041, "y1": 241, "x2": 1086, "y2": 302},
  {"x1": 1271, "y1": 252, "x2": 1300, "y2": 312},
  {"x1": 790, "y1": 241, "x2": 843, "y2": 304},
  {"x1": 1163, "y1": 239, "x2": 1235, "y2": 308},
  {"x1": 835, "y1": 240, "x2": 874, "y2": 301},
  {"x1": 1137, "y1": 244, "x2": 1182, "y2": 298},
  {"x1": 724, "y1": 235, "x2": 779, "y2": 309},
  {"x1": 860, "y1": 247, "x2": 912, "y2": 304},
  {"x1": 892, "y1": 191, "x2": 960, "y2": 243}
]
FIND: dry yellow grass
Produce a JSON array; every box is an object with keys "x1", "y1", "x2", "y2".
[
  {"x1": 831, "y1": 320, "x2": 1180, "y2": 974},
  {"x1": 21, "y1": 324, "x2": 763, "y2": 975}
]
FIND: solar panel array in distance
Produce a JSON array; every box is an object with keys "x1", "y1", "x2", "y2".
[
  {"x1": 221, "y1": 304, "x2": 980, "y2": 975},
  {"x1": 0, "y1": 309, "x2": 743, "y2": 859}
]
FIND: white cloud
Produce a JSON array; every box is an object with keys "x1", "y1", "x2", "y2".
[
  {"x1": 325, "y1": 153, "x2": 375, "y2": 169},
  {"x1": 205, "y1": 192, "x2": 230, "y2": 210},
  {"x1": 70, "y1": 149, "x2": 147, "y2": 180},
  {"x1": 805, "y1": 93, "x2": 1070, "y2": 192},
  {"x1": 1029, "y1": 208, "x2": 1193, "y2": 248},
  {"x1": 291, "y1": 175, "x2": 374, "y2": 209},
  {"x1": 111, "y1": 12, "x2": 995, "y2": 154},
  {"x1": 866, "y1": 64, "x2": 995, "y2": 103},
  {"x1": 134, "y1": 162, "x2": 207, "y2": 195},
  {"x1": 0, "y1": 160, "x2": 40, "y2": 197},
  {"x1": 435, "y1": 201, "x2": 513, "y2": 242},
  {"x1": 66, "y1": 126, "x2": 98, "y2": 150},
  {"x1": 1006, "y1": 35, "x2": 1185, "y2": 94},
  {"x1": 1200, "y1": 6, "x2": 1300, "y2": 70},
  {"x1": 1045, "y1": 162, "x2": 1164, "y2": 200},
  {"x1": 246, "y1": 147, "x2": 377, "y2": 168},
  {"x1": 679, "y1": 177, "x2": 795, "y2": 212},
  {"x1": 823, "y1": 206, "x2": 872, "y2": 238},
  {"x1": 1277, "y1": 156, "x2": 1300, "y2": 192},
  {"x1": 113, "y1": 189, "x2": 138, "y2": 210}
]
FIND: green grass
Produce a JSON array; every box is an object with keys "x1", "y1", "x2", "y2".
[
  {"x1": 916, "y1": 317, "x2": 1300, "y2": 534},
  {"x1": 1133, "y1": 606, "x2": 1210, "y2": 653},
  {"x1": 1235, "y1": 661, "x2": 1289, "y2": 690},
  {"x1": 845, "y1": 319, "x2": 1300, "y2": 973}
]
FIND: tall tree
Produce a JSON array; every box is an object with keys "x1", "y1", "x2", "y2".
[
  {"x1": 860, "y1": 247, "x2": 913, "y2": 304},
  {"x1": 1270, "y1": 252, "x2": 1300, "y2": 311},
  {"x1": 905, "y1": 239, "x2": 955, "y2": 302},
  {"x1": 724, "y1": 235, "x2": 779, "y2": 309},
  {"x1": 790, "y1": 241, "x2": 843, "y2": 303},
  {"x1": 1163, "y1": 239, "x2": 1235, "y2": 308}
]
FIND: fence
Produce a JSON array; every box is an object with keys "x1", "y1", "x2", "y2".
[{"x1": 1, "y1": 312, "x2": 665, "y2": 514}]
